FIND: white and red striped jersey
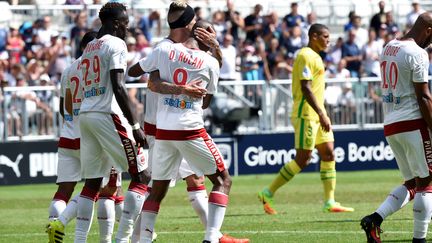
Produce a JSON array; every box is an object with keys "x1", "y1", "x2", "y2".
[
  {"x1": 140, "y1": 41, "x2": 220, "y2": 131},
  {"x1": 380, "y1": 39, "x2": 429, "y2": 125},
  {"x1": 139, "y1": 38, "x2": 173, "y2": 127},
  {"x1": 79, "y1": 34, "x2": 127, "y2": 114},
  {"x1": 58, "y1": 57, "x2": 82, "y2": 148}
]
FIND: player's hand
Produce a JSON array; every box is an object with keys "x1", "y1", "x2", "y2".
[
  {"x1": 182, "y1": 84, "x2": 207, "y2": 98},
  {"x1": 132, "y1": 128, "x2": 146, "y2": 148},
  {"x1": 194, "y1": 27, "x2": 218, "y2": 49},
  {"x1": 319, "y1": 113, "x2": 331, "y2": 132}
]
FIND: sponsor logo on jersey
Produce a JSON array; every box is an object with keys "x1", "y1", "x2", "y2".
[
  {"x1": 164, "y1": 98, "x2": 193, "y2": 109},
  {"x1": 84, "y1": 87, "x2": 106, "y2": 98}
]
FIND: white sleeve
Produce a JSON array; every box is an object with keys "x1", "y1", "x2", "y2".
[
  {"x1": 138, "y1": 47, "x2": 161, "y2": 73},
  {"x1": 109, "y1": 40, "x2": 128, "y2": 71},
  {"x1": 412, "y1": 51, "x2": 429, "y2": 83},
  {"x1": 206, "y1": 58, "x2": 220, "y2": 94},
  {"x1": 59, "y1": 67, "x2": 70, "y2": 98}
]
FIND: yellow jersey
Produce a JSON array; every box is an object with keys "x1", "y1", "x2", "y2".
[{"x1": 291, "y1": 47, "x2": 326, "y2": 121}]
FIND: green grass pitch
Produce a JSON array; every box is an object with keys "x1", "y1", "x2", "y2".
[{"x1": 0, "y1": 170, "x2": 425, "y2": 242}]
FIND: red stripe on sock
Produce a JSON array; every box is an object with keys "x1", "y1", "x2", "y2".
[
  {"x1": 416, "y1": 185, "x2": 432, "y2": 193},
  {"x1": 209, "y1": 191, "x2": 228, "y2": 207},
  {"x1": 142, "y1": 200, "x2": 160, "y2": 213},
  {"x1": 187, "y1": 185, "x2": 206, "y2": 192},
  {"x1": 80, "y1": 186, "x2": 99, "y2": 202},
  {"x1": 115, "y1": 195, "x2": 125, "y2": 204},
  {"x1": 128, "y1": 182, "x2": 148, "y2": 195},
  {"x1": 53, "y1": 191, "x2": 70, "y2": 203}
]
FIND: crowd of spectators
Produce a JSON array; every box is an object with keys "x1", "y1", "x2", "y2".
[{"x1": 0, "y1": 0, "x2": 429, "y2": 138}]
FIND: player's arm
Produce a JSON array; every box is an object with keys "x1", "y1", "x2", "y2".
[
  {"x1": 413, "y1": 52, "x2": 432, "y2": 128},
  {"x1": 128, "y1": 63, "x2": 145, "y2": 78},
  {"x1": 202, "y1": 94, "x2": 213, "y2": 109},
  {"x1": 64, "y1": 88, "x2": 73, "y2": 115},
  {"x1": 59, "y1": 97, "x2": 64, "y2": 118},
  {"x1": 111, "y1": 69, "x2": 145, "y2": 146},
  {"x1": 415, "y1": 82, "x2": 432, "y2": 128},
  {"x1": 300, "y1": 79, "x2": 331, "y2": 132},
  {"x1": 148, "y1": 71, "x2": 207, "y2": 99}
]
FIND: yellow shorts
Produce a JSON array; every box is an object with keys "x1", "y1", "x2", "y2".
[{"x1": 291, "y1": 117, "x2": 334, "y2": 150}]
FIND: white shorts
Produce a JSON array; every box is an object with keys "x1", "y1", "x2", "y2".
[
  {"x1": 152, "y1": 129, "x2": 225, "y2": 180},
  {"x1": 56, "y1": 148, "x2": 81, "y2": 183},
  {"x1": 146, "y1": 134, "x2": 195, "y2": 187},
  {"x1": 102, "y1": 167, "x2": 122, "y2": 188},
  {"x1": 80, "y1": 112, "x2": 147, "y2": 179},
  {"x1": 385, "y1": 119, "x2": 432, "y2": 180}
]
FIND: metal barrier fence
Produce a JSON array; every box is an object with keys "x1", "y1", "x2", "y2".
[{"x1": 0, "y1": 77, "x2": 392, "y2": 142}]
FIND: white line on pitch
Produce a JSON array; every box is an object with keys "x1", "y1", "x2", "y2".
[{"x1": 1, "y1": 230, "x2": 413, "y2": 237}]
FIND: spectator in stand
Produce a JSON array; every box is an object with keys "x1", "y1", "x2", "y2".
[
  {"x1": 224, "y1": 0, "x2": 244, "y2": 46},
  {"x1": 407, "y1": 0, "x2": 425, "y2": 29},
  {"x1": 280, "y1": 25, "x2": 303, "y2": 57},
  {"x1": 283, "y1": 2, "x2": 304, "y2": 29},
  {"x1": 194, "y1": 7, "x2": 203, "y2": 21},
  {"x1": 26, "y1": 59, "x2": 47, "y2": 86},
  {"x1": 267, "y1": 37, "x2": 280, "y2": 77},
  {"x1": 328, "y1": 37, "x2": 344, "y2": 69},
  {"x1": 327, "y1": 59, "x2": 351, "y2": 79},
  {"x1": 385, "y1": 11, "x2": 400, "y2": 36},
  {"x1": 70, "y1": 11, "x2": 88, "y2": 58},
  {"x1": 0, "y1": 26, "x2": 9, "y2": 63},
  {"x1": 6, "y1": 26, "x2": 25, "y2": 65},
  {"x1": 342, "y1": 29, "x2": 362, "y2": 78},
  {"x1": 36, "y1": 73, "x2": 53, "y2": 135},
  {"x1": 337, "y1": 82, "x2": 356, "y2": 124},
  {"x1": 244, "y1": 4, "x2": 264, "y2": 43},
  {"x1": 35, "y1": 16, "x2": 55, "y2": 48},
  {"x1": 63, "y1": 0, "x2": 84, "y2": 24},
  {"x1": 301, "y1": 12, "x2": 317, "y2": 46},
  {"x1": 370, "y1": 1, "x2": 386, "y2": 34},
  {"x1": 362, "y1": 29, "x2": 382, "y2": 77},
  {"x1": 212, "y1": 10, "x2": 227, "y2": 44},
  {"x1": 134, "y1": 32, "x2": 152, "y2": 57},
  {"x1": 262, "y1": 11, "x2": 281, "y2": 43},
  {"x1": 344, "y1": 11, "x2": 356, "y2": 32},
  {"x1": 350, "y1": 15, "x2": 368, "y2": 49},
  {"x1": 241, "y1": 44, "x2": 260, "y2": 81},
  {"x1": 219, "y1": 34, "x2": 238, "y2": 81},
  {"x1": 256, "y1": 38, "x2": 272, "y2": 81},
  {"x1": 10, "y1": 63, "x2": 25, "y2": 87},
  {"x1": 137, "y1": 10, "x2": 161, "y2": 43}
]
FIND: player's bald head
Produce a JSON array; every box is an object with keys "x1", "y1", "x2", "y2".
[
  {"x1": 410, "y1": 12, "x2": 432, "y2": 48},
  {"x1": 413, "y1": 12, "x2": 432, "y2": 29}
]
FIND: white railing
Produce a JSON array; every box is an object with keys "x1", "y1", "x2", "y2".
[{"x1": 0, "y1": 77, "x2": 395, "y2": 142}]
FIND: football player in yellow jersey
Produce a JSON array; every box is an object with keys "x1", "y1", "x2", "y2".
[{"x1": 258, "y1": 23, "x2": 354, "y2": 214}]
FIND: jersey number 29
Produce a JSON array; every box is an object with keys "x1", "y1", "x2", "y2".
[{"x1": 81, "y1": 56, "x2": 101, "y2": 86}]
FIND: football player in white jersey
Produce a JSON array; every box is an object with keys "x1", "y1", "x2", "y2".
[
  {"x1": 128, "y1": 3, "x2": 246, "y2": 243},
  {"x1": 71, "y1": 3, "x2": 150, "y2": 243},
  {"x1": 137, "y1": 20, "x2": 249, "y2": 243},
  {"x1": 361, "y1": 13, "x2": 432, "y2": 243},
  {"x1": 127, "y1": 2, "x2": 218, "y2": 243}
]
